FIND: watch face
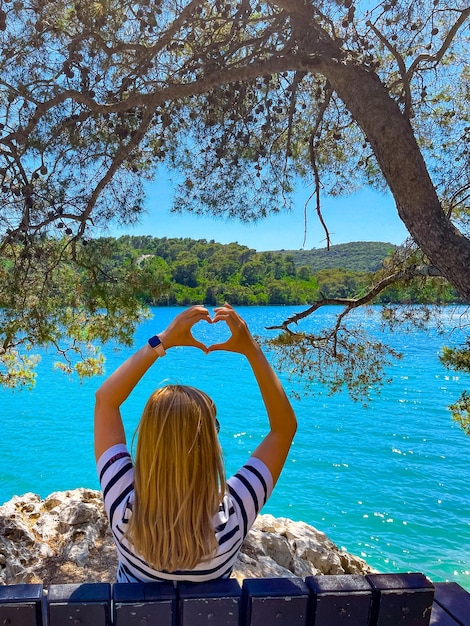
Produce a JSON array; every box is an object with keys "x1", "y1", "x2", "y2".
[{"x1": 149, "y1": 335, "x2": 161, "y2": 348}]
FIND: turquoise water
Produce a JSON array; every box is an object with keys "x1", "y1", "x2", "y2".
[{"x1": 2, "y1": 305, "x2": 470, "y2": 590}]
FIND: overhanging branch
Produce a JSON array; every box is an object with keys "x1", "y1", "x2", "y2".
[{"x1": 266, "y1": 264, "x2": 443, "y2": 332}]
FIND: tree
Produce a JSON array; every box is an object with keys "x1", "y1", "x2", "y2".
[
  {"x1": 297, "y1": 265, "x2": 312, "y2": 281},
  {"x1": 0, "y1": 236, "x2": 151, "y2": 386},
  {"x1": 240, "y1": 258, "x2": 264, "y2": 286},
  {"x1": 205, "y1": 249, "x2": 244, "y2": 282},
  {"x1": 0, "y1": 0, "x2": 469, "y2": 424},
  {"x1": 171, "y1": 251, "x2": 199, "y2": 287}
]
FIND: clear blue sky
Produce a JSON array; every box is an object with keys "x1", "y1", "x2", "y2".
[{"x1": 108, "y1": 172, "x2": 409, "y2": 251}]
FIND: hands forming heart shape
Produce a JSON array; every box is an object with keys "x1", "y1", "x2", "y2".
[
  {"x1": 158, "y1": 304, "x2": 255, "y2": 356},
  {"x1": 190, "y1": 318, "x2": 232, "y2": 352}
]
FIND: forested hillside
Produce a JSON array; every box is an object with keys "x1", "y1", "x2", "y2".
[
  {"x1": 278, "y1": 242, "x2": 397, "y2": 273},
  {"x1": 106, "y1": 235, "x2": 319, "y2": 305},
  {"x1": 84, "y1": 236, "x2": 459, "y2": 306}
]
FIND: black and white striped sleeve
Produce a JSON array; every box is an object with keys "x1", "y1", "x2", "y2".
[
  {"x1": 96, "y1": 443, "x2": 134, "y2": 526},
  {"x1": 227, "y1": 456, "x2": 274, "y2": 540}
]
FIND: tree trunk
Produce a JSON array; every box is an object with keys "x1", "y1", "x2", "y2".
[{"x1": 314, "y1": 58, "x2": 470, "y2": 303}]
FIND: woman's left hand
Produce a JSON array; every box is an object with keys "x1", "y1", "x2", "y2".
[{"x1": 158, "y1": 306, "x2": 211, "y2": 352}]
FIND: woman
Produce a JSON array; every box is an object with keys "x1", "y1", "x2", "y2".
[{"x1": 95, "y1": 303, "x2": 297, "y2": 582}]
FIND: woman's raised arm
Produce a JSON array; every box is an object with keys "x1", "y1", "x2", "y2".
[
  {"x1": 209, "y1": 304, "x2": 297, "y2": 485},
  {"x1": 94, "y1": 306, "x2": 211, "y2": 461}
]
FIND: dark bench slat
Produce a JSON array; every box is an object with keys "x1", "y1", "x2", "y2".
[
  {"x1": 47, "y1": 583, "x2": 111, "y2": 626},
  {"x1": 306, "y1": 574, "x2": 373, "y2": 625},
  {"x1": 0, "y1": 584, "x2": 43, "y2": 626},
  {"x1": 0, "y1": 573, "x2": 467, "y2": 626},
  {"x1": 113, "y1": 581, "x2": 176, "y2": 626},
  {"x1": 430, "y1": 601, "x2": 462, "y2": 626},
  {"x1": 367, "y1": 573, "x2": 435, "y2": 626},
  {"x1": 178, "y1": 579, "x2": 241, "y2": 626},
  {"x1": 242, "y1": 577, "x2": 309, "y2": 626},
  {"x1": 433, "y1": 582, "x2": 470, "y2": 626}
]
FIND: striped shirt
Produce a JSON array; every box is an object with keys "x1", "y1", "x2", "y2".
[{"x1": 97, "y1": 443, "x2": 273, "y2": 583}]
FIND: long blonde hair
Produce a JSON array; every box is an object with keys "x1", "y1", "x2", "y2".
[{"x1": 126, "y1": 385, "x2": 226, "y2": 571}]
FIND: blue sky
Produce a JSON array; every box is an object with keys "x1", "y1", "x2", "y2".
[{"x1": 109, "y1": 173, "x2": 409, "y2": 251}]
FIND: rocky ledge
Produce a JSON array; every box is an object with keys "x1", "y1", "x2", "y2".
[{"x1": 0, "y1": 488, "x2": 373, "y2": 584}]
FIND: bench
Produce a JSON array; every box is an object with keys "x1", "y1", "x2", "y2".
[{"x1": 0, "y1": 573, "x2": 469, "y2": 625}]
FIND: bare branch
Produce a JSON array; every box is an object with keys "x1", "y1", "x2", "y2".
[
  {"x1": 304, "y1": 85, "x2": 333, "y2": 248},
  {"x1": 406, "y1": 7, "x2": 470, "y2": 80},
  {"x1": 283, "y1": 71, "x2": 306, "y2": 178},
  {"x1": 447, "y1": 183, "x2": 470, "y2": 218},
  {"x1": 266, "y1": 264, "x2": 443, "y2": 332},
  {"x1": 76, "y1": 107, "x2": 155, "y2": 237}
]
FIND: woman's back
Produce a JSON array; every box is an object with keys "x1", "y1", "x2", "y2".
[
  {"x1": 98, "y1": 443, "x2": 273, "y2": 582},
  {"x1": 126, "y1": 385, "x2": 225, "y2": 571}
]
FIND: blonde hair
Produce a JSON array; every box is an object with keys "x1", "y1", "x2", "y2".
[{"x1": 126, "y1": 385, "x2": 226, "y2": 571}]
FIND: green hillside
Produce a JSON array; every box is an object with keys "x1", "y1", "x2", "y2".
[
  {"x1": 277, "y1": 241, "x2": 397, "y2": 273},
  {"x1": 46, "y1": 236, "x2": 456, "y2": 307}
]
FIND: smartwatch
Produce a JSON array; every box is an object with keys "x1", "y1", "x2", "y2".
[{"x1": 148, "y1": 335, "x2": 166, "y2": 357}]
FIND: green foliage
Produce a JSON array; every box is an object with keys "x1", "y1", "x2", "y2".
[
  {"x1": 261, "y1": 242, "x2": 469, "y2": 421},
  {"x1": 95, "y1": 236, "x2": 462, "y2": 308},
  {"x1": 316, "y1": 269, "x2": 369, "y2": 299},
  {"x1": 1, "y1": 233, "x2": 467, "y2": 414},
  {"x1": 0, "y1": 351, "x2": 40, "y2": 389},
  {"x1": 267, "y1": 325, "x2": 402, "y2": 403},
  {"x1": 440, "y1": 340, "x2": 470, "y2": 374},
  {"x1": 440, "y1": 341, "x2": 470, "y2": 434},
  {"x1": 0, "y1": 237, "x2": 150, "y2": 387},
  {"x1": 282, "y1": 242, "x2": 398, "y2": 273},
  {"x1": 278, "y1": 243, "x2": 462, "y2": 304},
  {"x1": 0, "y1": 0, "x2": 467, "y2": 246},
  {"x1": 104, "y1": 235, "x2": 320, "y2": 306},
  {"x1": 448, "y1": 392, "x2": 470, "y2": 435},
  {"x1": 377, "y1": 276, "x2": 461, "y2": 305}
]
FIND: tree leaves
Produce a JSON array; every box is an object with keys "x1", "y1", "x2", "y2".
[
  {"x1": 0, "y1": 0, "x2": 469, "y2": 425},
  {"x1": 0, "y1": 237, "x2": 149, "y2": 386}
]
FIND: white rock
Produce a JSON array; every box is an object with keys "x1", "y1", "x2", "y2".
[{"x1": 0, "y1": 489, "x2": 374, "y2": 584}]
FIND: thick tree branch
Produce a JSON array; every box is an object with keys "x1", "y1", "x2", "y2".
[
  {"x1": 366, "y1": 20, "x2": 412, "y2": 118},
  {"x1": 266, "y1": 264, "x2": 443, "y2": 332}
]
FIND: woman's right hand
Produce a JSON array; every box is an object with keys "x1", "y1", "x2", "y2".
[
  {"x1": 158, "y1": 305, "x2": 212, "y2": 352},
  {"x1": 209, "y1": 303, "x2": 297, "y2": 487}
]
